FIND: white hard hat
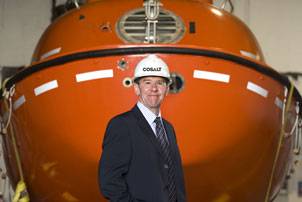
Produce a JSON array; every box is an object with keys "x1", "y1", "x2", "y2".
[{"x1": 133, "y1": 55, "x2": 171, "y2": 83}]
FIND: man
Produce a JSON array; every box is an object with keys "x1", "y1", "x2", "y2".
[{"x1": 99, "y1": 55, "x2": 186, "y2": 202}]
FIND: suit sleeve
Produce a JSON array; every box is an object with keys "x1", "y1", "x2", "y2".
[{"x1": 99, "y1": 117, "x2": 136, "y2": 202}]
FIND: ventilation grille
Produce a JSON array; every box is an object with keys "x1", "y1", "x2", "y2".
[{"x1": 116, "y1": 8, "x2": 185, "y2": 43}]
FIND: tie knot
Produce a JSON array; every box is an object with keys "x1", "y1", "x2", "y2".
[{"x1": 154, "y1": 117, "x2": 161, "y2": 125}]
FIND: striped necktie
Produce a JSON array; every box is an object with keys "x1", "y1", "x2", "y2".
[{"x1": 154, "y1": 117, "x2": 177, "y2": 202}]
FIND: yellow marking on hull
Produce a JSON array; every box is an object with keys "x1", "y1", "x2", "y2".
[
  {"x1": 213, "y1": 193, "x2": 231, "y2": 202},
  {"x1": 62, "y1": 191, "x2": 79, "y2": 202}
]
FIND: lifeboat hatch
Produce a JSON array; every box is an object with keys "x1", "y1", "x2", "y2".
[
  {"x1": 116, "y1": 8, "x2": 186, "y2": 43},
  {"x1": 169, "y1": 72, "x2": 185, "y2": 93}
]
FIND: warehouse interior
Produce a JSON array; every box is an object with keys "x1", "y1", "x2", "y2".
[{"x1": 0, "y1": 0, "x2": 301, "y2": 201}]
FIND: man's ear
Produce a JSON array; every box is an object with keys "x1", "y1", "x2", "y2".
[
  {"x1": 134, "y1": 83, "x2": 140, "y2": 96},
  {"x1": 165, "y1": 86, "x2": 169, "y2": 96}
]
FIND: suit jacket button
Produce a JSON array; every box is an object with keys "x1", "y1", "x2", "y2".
[{"x1": 164, "y1": 164, "x2": 169, "y2": 169}]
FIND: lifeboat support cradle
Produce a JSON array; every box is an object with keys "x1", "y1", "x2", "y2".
[
  {"x1": 264, "y1": 82, "x2": 296, "y2": 202},
  {"x1": 0, "y1": 79, "x2": 30, "y2": 202}
]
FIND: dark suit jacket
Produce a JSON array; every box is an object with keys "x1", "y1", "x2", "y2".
[{"x1": 99, "y1": 105, "x2": 186, "y2": 202}]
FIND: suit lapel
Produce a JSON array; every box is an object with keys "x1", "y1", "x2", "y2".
[
  {"x1": 131, "y1": 105, "x2": 178, "y2": 161},
  {"x1": 131, "y1": 106, "x2": 162, "y2": 155}
]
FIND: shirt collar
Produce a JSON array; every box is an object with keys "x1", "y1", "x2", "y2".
[{"x1": 137, "y1": 101, "x2": 161, "y2": 125}]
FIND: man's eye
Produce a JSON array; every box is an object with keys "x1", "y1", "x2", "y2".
[{"x1": 157, "y1": 81, "x2": 166, "y2": 86}]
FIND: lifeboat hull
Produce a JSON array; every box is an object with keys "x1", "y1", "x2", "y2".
[{"x1": 3, "y1": 46, "x2": 298, "y2": 201}]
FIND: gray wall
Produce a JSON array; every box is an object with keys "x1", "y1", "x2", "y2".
[{"x1": 0, "y1": 0, "x2": 51, "y2": 66}]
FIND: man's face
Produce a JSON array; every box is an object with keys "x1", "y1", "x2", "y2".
[{"x1": 134, "y1": 76, "x2": 169, "y2": 113}]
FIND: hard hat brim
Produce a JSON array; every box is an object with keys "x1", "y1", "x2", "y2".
[{"x1": 133, "y1": 76, "x2": 172, "y2": 85}]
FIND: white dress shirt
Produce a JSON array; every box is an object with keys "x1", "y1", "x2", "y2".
[{"x1": 137, "y1": 101, "x2": 162, "y2": 137}]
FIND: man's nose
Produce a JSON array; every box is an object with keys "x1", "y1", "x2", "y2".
[{"x1": 150, "y1": 83, "x2": 159, "y2": 90}]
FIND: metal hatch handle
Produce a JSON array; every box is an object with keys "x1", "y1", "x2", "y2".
[
  {"x1": 218, "y1": 0, "x2": 234, "y2": 13},
  {"x1": 144, "y1": 0, "x2": 161, "y2": 43}
]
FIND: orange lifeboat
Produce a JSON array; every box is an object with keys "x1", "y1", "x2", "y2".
[{"x1": 1, "y1": 0, "x2": 301, "y2": 201}]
